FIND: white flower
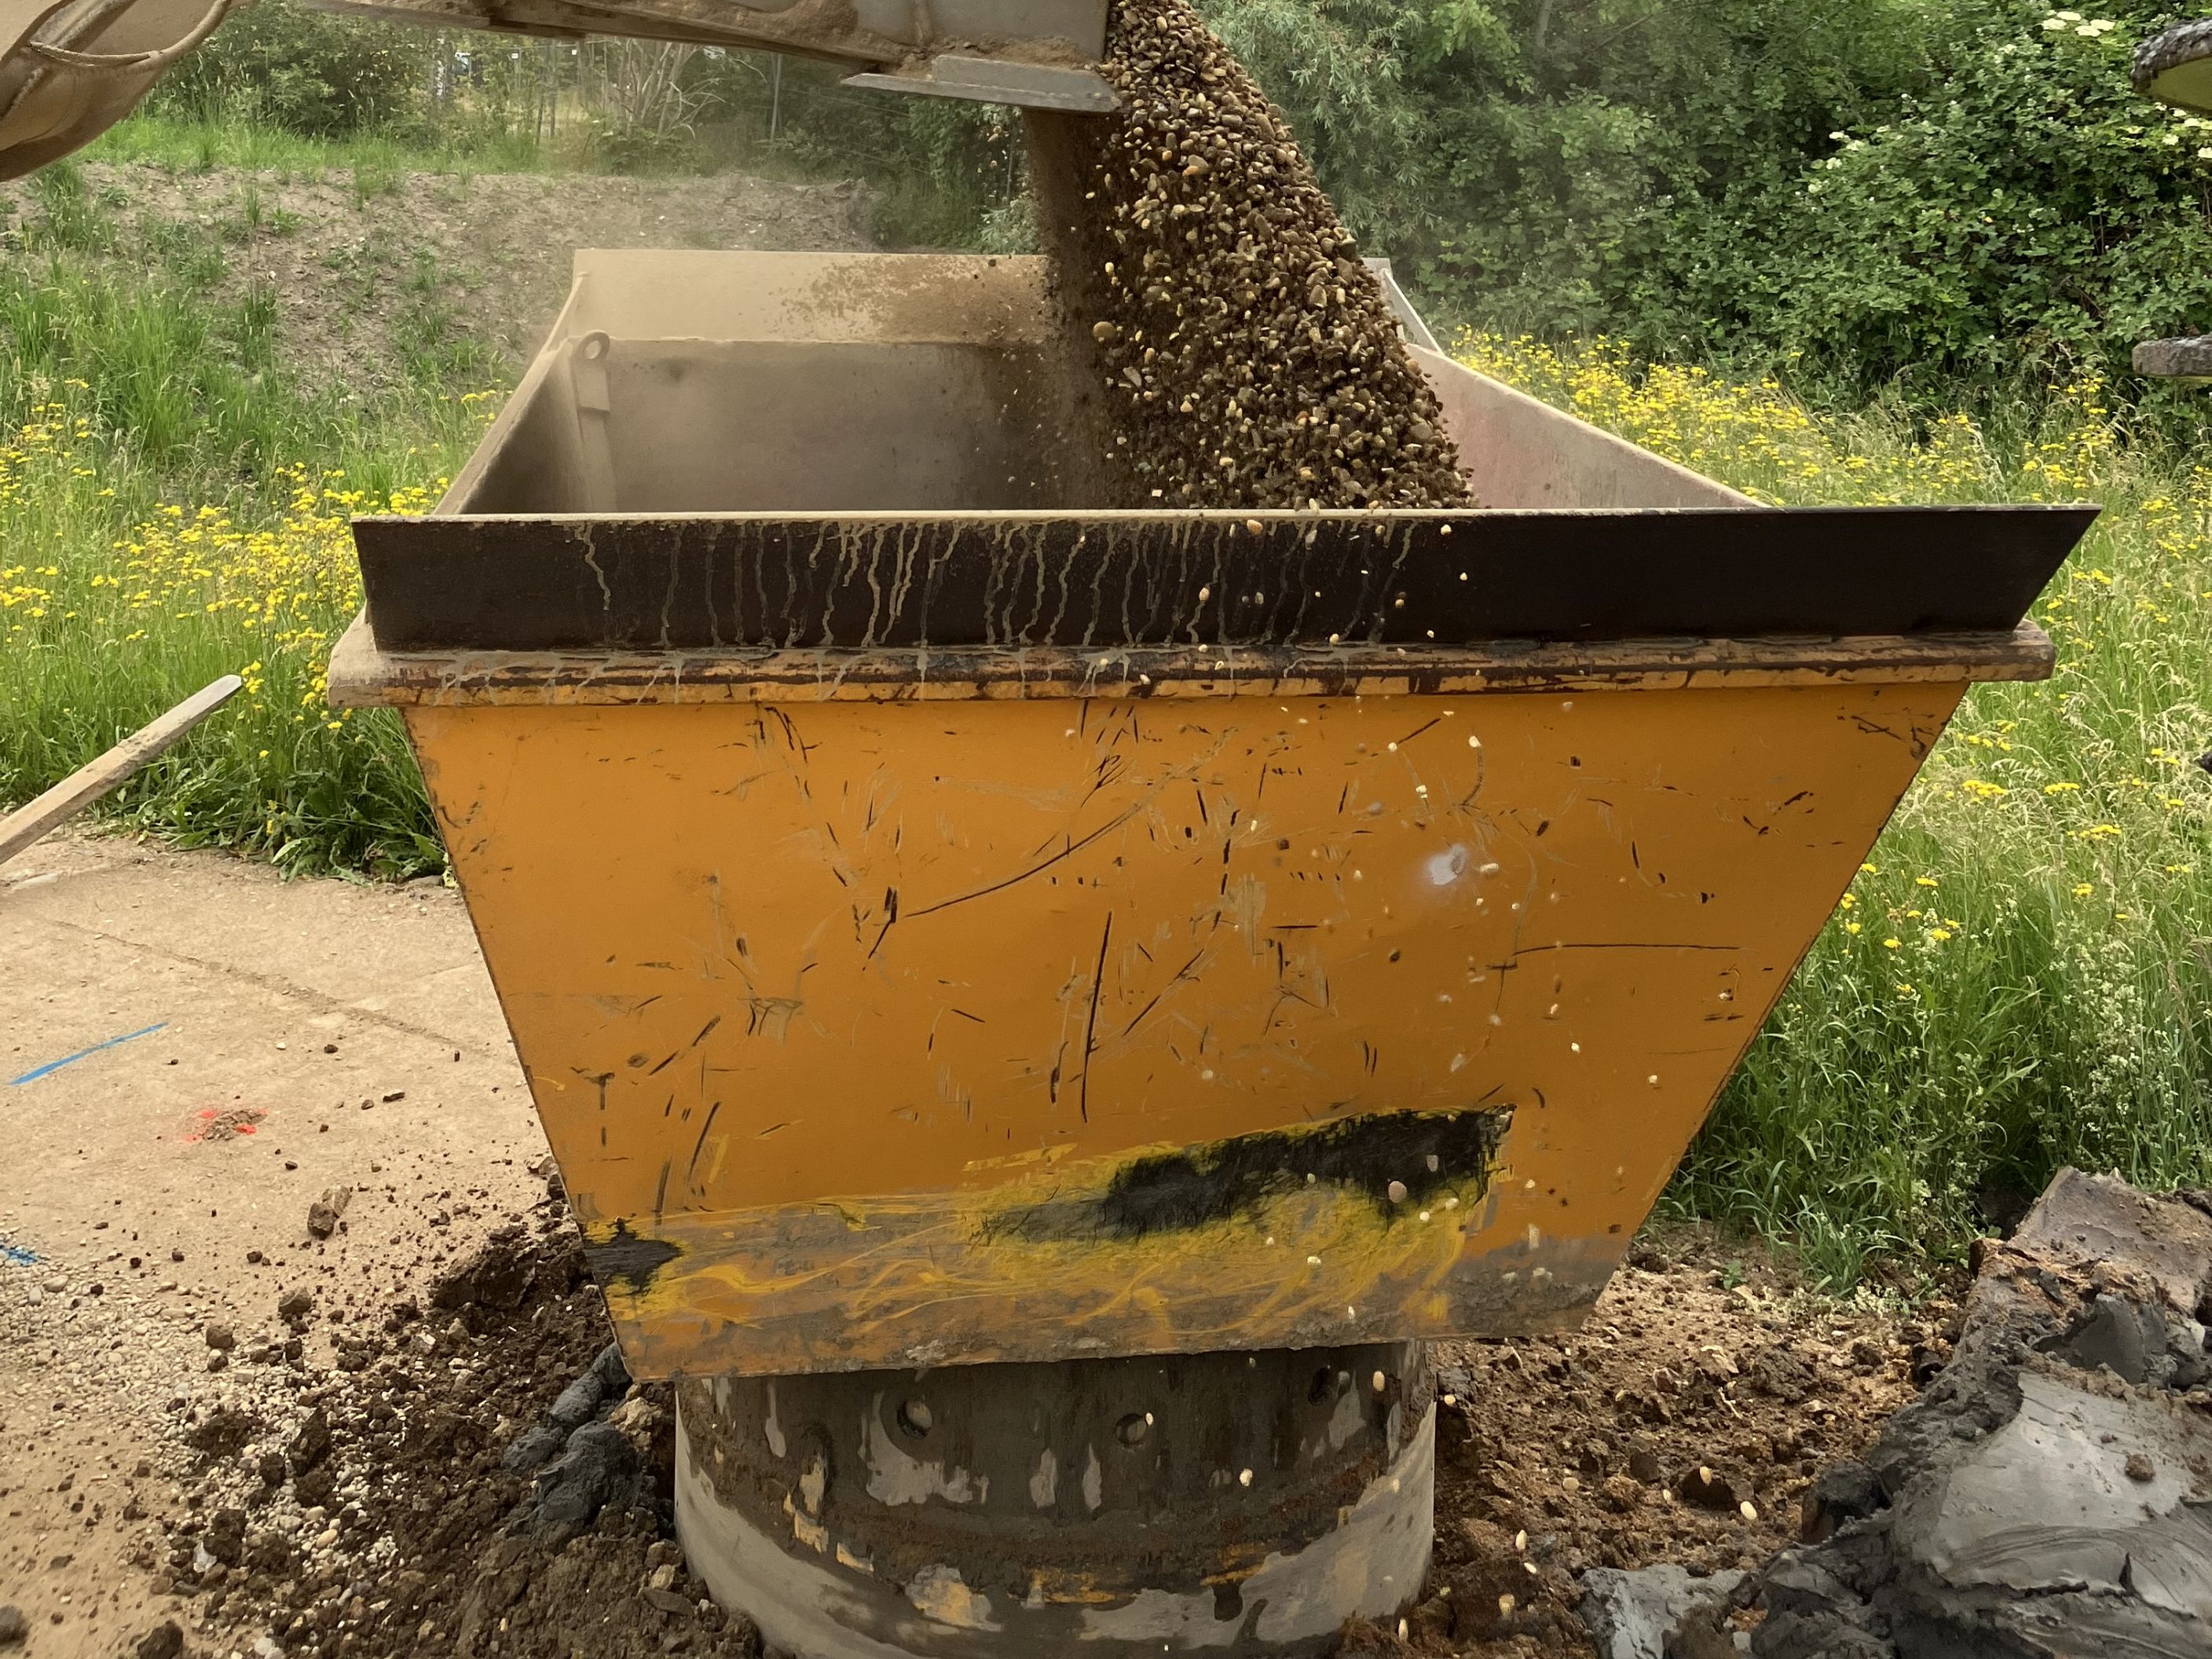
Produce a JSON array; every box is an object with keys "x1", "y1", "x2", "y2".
[
  {"x1": 2166, "y1": 132, "x2": 2184, "y2": 145},
  {"x1": 2055, "y1": 9, "x2": 2083, "y2": 19},
  {"x1": 2042, "y1": 16, "x2": 2067, "y2": 27},
  {"x1": 2198, "y1": 146, "x2": 2212, "y2": 159},
  {"x1": 2075, "y1": 23, "x2": 2100, "y2": 35},
  {"x1": 1829, "y1": 130, "x2": 1849, "y2": 141}
]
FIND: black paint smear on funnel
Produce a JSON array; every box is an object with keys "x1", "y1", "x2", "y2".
[
  {"x1": 994, "y1": 1108, "x2": 1511, "y2": 1243},
  {"x1": 584, "y1": 1220, "x2": 682, "y2": 1295}
]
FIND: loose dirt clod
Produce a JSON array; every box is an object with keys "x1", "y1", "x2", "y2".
[
  {"x1": 304, "y1": 1186, "x2": 350, "y2": 1240},
  {"x1": 144, "y1": 1217, "x2": 758, "y2": 1659},
  {"x1": 1028, "y1": 0, "x2": 1470, "y2": 511}
]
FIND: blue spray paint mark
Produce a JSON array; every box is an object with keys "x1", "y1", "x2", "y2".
[
  {"x1": 9, "y1": 1023, "x2": 167, "y2": 1086},
  {"x1": 0, "y1": 1240, "x2": 35, "y2": 1268}
]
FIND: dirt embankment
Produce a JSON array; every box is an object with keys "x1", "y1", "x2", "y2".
[{"x1": 9, "y1": 164, "x2": 874, "y2": 396}]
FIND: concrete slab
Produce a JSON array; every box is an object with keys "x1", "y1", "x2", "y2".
[{"x1": 0, "y1": 832, "x2": 542, "y2": 1657}]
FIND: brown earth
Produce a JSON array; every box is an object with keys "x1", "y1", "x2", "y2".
[
  {"x1": 0, "y1": 839, "x2": 1931, "y2": 1658},
  {"x1": 1387, "y1": 1237, "x2": 1943, "y2": 1657}
]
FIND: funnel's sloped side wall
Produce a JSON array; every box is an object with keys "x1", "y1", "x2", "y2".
[
  {"x1": 559, "y1": 251, "x2": 1061, "y2": 353},
  {"x1": 409, "y1": 679, "x2": 1964, "y2": 1377},
  {"x1": 451, "y1": 351, "x2": 593, "y2": 517},
  {"x1": 595, "y1": 342, "x2": 1075, "y2": 515},
  {"x1": 1413, "y1": 347, "x2": 1757, "y2": 512}
]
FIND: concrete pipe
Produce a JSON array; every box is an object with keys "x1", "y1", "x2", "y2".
[{"x1": 675, "y1": 1343, "x2": 1435, "y2": 1657}]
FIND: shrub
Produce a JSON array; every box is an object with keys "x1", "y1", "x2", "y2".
[
  {"x1": 1639, "y1": 3, "x2": 2212, "y2": 405},
  {"x1": 153, "y1": 0, "x2": 424, "y2": 137}
]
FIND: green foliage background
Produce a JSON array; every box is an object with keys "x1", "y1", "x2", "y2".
[
  {"x1": 1199, "y1": 1, "x2": 2212, "y2": 415},
  {"x1": 142, "y1": 1, "x2": 2212, "y2": 417},
  {"x1": 151, "y1": 0, "x2": 426, "y2": 136}
]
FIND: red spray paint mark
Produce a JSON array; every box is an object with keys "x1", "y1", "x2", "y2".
[{"x1": 181, "y1": 1106, "x2": 270, "y2": 1144}]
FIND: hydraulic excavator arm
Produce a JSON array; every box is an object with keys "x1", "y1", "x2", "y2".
[{"x1": 0, "y1": 0, "x2": 1112, "y2": 179}]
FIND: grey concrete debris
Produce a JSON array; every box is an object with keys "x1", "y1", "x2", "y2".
[
  {"x1": 2135, "y1": 336, "x2": 2212, "y2": 381},
  {"x1": 547, "y1": 1371, "x2": 604, "y2": 1434},
  {"x1": 1578, "y1": 1564, "x2": 1745, "y2": 1659},
  {"x1": 591, "y1": 1339, "x2": 631, "y2": 1396},
  {"x1": 1749, "y1": 1169, "x2": 2212, "y2": 1658},
  {"x1": 500, "y1": 1342, "x2": 631, "y2": 1476},
  {"x1": 498, "y1": 1424, "x2": 566, "y2": 1475},
  {"x1": 548, "y1": 1342, "x2": 624, "y2": 1433},
  {"x1": 526, "y1": 1422, "x2": 640, "y2": 1546},
  {"x1": 1798, "y1": 1459, "x2": 1882, "y2": 1546},
  {"x1": 492, "y1": 1339, "x2": 652, "y2": 1540}
]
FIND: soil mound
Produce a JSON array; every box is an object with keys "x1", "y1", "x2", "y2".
[{"x1": 151, "y1": 1217, "x2": 758, "y2": 1659}]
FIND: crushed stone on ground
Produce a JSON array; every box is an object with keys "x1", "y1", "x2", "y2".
[
  {"x1": 1341, "y1": 1231, "x2": 1936, "y2": 1657},
  {"x1": 1027, "y1": 0, "x2": 1470, "y2": 511}
]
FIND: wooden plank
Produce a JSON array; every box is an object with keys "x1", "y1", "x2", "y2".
[{"x1": 0, "y1": 676, "x2": 244, "y2": 867}]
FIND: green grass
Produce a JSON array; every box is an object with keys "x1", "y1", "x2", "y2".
[
  {"x1": 0, "y1": 162, "x2": 492, "y2": 875},
  {"x1": 81, "y1": 110, "x2": 556, "y2": 181}
]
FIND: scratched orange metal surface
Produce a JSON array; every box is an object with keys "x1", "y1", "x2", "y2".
[{"x1": 397, "y1": 677, "x2": 1968, "y2": 1376}]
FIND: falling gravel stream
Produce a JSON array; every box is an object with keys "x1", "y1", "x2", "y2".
[{"x1": 1027, "y1": 0, "x2": 1472, "y2": 511}]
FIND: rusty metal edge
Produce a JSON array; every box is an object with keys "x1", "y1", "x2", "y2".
[{"x1": 326, "y1": 612, "x2": 2054, "y2": 709}]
